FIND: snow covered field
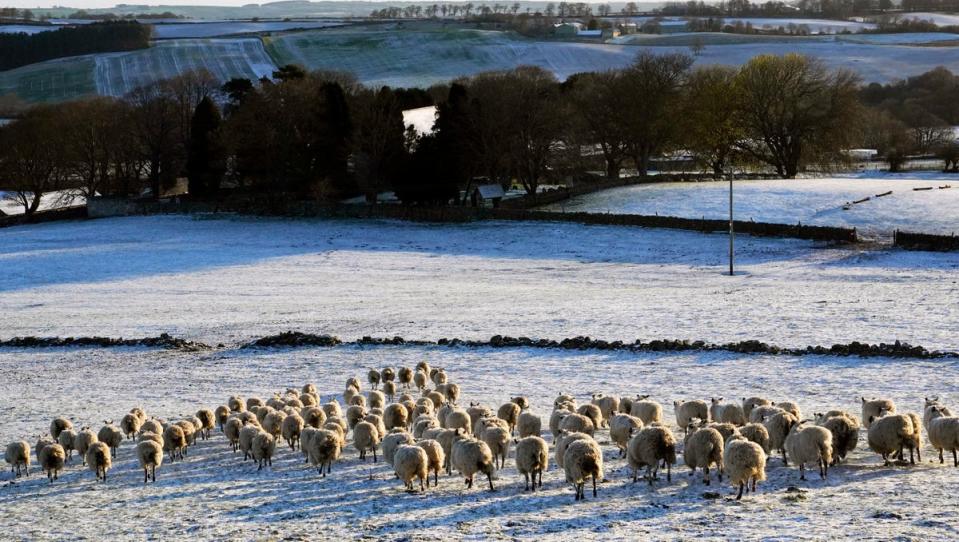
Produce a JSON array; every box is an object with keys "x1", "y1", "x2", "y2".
[
  {"x1": 543, "y1": 174, "x2": 959, "y2": 239},
  {"x1": 1, "y1": 345, "x2": 958, "y2": 540},
  {"x1": 0, "y1": 214, "x2": 957, "y2": 349},
  {"x1": 150, "y1": 20, "x2": 345, "y2": 39}
]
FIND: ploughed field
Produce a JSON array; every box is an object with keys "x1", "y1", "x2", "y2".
[{"x1": 1, "y1": 345, "x2": 959, "y2": 540}]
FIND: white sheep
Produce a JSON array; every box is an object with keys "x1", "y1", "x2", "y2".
[
  {"x1": 739, "y1": 423, "x2": 770, "y2": 454},
  {"x1": 224, "y1": 418, "x2": 244, "y2": 452},
  {"x1": 749, "y1": 405, "x2": 785, "y2": 424},
  {"x1": 50, "y1": 418, "x2": 73, "y2": 441},
  {"x1": 926, "y1": 405, "x2": 959, "y2": 466},
  {"x1": 558, "y1": 412, "x2": 595, "y2": 437},
  {"x1": 862, "y1": 397, "x2": 896, "y2": 429},
  {"x1": 164, "y1": 424, "x2": 188, "y2": 462},
  {"x1": 436, "y1": 429, "x2": 459, "y2": 475},
  {"x1": 564, "y1": 438, "x2": 603, "y2": 501},
  {"x1": 228, "y1": 396, "x2": 245, "y2": 412},
  {"x1": 517, "y1": 412, "x2": 541, "y2": 438},
  {"x1": 139, "y1": 431, "x2": 163, "y2": 446},
  {"x1": 383, "y1": 430, "x2": 416, "y2": 466},
  {"x1": 413, "y1": 417, "x2": 438, "y2": 439},
  {"x1": 784, "y1": 423, "x2": 833, "y2": 480},
  {"x1": 196, "y1": 409, "x2": 215, "y2": 440},
  {"x1": 474, "y1": 416, "x2": 510, "y2": 440},
  {"x1": 394, "y1": 444, "x2": 429, "y2": 492},
  {"x1": 630, "y1": 398, "x2": 663, "y2": 425},
  {"x1": 627, "y1": 426, "x2": 676, "y2": 485},
  {"x1": 214, "y1": 405, "x2": 231, "y2": 431},
  {"x1": 246, "y1": 397, "x2": 265, "y2": 410},
  {"x1": 368, "y1": 368, "x2": 381, "y2": 389},
  {"x1": 554, "y1": 394, "x2": 576, "y2": 410},
  {"x1": 176, "y1": 419, "x2": 197, "y2": 448},
  {"x1": 120, "y1": 413, "x2": 143, "y2": 441},
  {"x1": 764, "y1": 411, "x2": 798, "y2": 465},
  {"x1": 252, "y1": 431, "x2": 276, "y2": 471},
  {"x1": 446, "y1": 409, "x2": 472, "y2": 434},
  {"x1": 774, "y1": 401, "x2": 802, "y2": 421},
  {"x1": 450, "y1": 435, "x2": 495, "y2": 491},
  {"x1": 129, "y1": 407, "x2": 147, "y2": 424},
  {"x1": 98, "y1": 422, "x2": 123, "y2": 458},
  {"x1": 742, "y1": 397, "x2": 772, "y2": 419},
  {"x1": 74, "y1": 428, "x2": 97, "y2": 466},
  {"x1": 282, "y1": 413, "x2": 305, "y2": 450},
  {"x1": 368, "y1": 390, "x2": 386, "y2": 410},
  {"x1": 555, "y1": 431, "x2": 592, "y2": 469},
  {"x1": 416, "y1": 439, "x2": 445, "y2": 487},
  {"x1": 609, "y1": 414, "x2": 643, "y2": 457},
  {"x1": 816, "y1": 413, "x2": 859, "y2": 464},
  {"x1": 413, "y1": 370, "x2": 429, "y2": 392},
  {"x1": 132, "y1": 439, "x2": 162, "y2": 484},
  {"x1": 576, "y1": 404, "x2": 603, "y2": 431},
  {"x1": 39, "y1": 443, "x2": 65, "y2": 483},
  {"x1": 467, "y1": 404, "x2": 494, "y2": 430},
  {"x1": 306, "y1": 429, "x2": 341, "y2": 476},
  {"x1": 353, "y1": 421, "x2": 382, "y2": 462},
  {"x1": 683, "y1": 426, "x2": 724, "y2": 485},
  {"x1": 923, "y1": 397, "x2": 952, "y2": 431},
  {"x1": 383, "y1": 403, "x2": 409, "y2": 431},
  {"x1": 591, "y1": 394, "x2": 619, "y2": 428},
  {"x1": 322, "y1": 400, "x2": 343, "y2": 420},
  {"x1": 35, "y1": 436, "x2": 55, "y2": 465},
  {"x1": 5, "y1": 441, "x2": 30, "y2": 477},
  {"x1": 57, "y1": 429, "x2": 77, "y2": 462},
  {"x1": 710, "y1": 398, "x2": 747, "y2": 426},
  {"x1": 481, "y1": 426, "x2": 510, "y2": 469},
  {"x1": 497, "y1": 402, "x2": 521, "y2": 435},
  {"x1": 444, "y1": 383, "x2": 461, "y2": 405},
  {"x1": 723, "y1": 436, "x2": 767, "y2": 500},
  {"x1": 707, "y1": 422, "x2": 741, "y2": 445},
  {"x1": 398, "y1": 367, "x2": 413, "y2": 389},
  {"x1": 431, "y1": 368, "x2": 448, "y2": 386},
  {"x1": 673, "y1": 400, "x2": 709, "y2": 432},
  {"x1": 141, "y1": 419, "x2": 164, "y2": 436},
  {"x1": 515, "y1": 435, "x2": 548, "y2": 491},
  {"x1": 867, "y1": 413, "x2": 920, "y2": 465},
  {"x1": 86, "y1": 441, "x2": 112, "y2": 482}
]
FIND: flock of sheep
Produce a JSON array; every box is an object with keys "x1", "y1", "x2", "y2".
[{"x1": 5, "y1": 362, "x2": 959, "y2": 502}]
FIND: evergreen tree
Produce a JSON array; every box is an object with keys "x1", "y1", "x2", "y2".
[{"x1": 186, "y1": 96, "x2": 225, "y2": 198}]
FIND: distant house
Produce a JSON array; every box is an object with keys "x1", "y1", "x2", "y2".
[
  {"x1": 470, "y1": 183, "x2": 505, "y2": 208},
  {"x1": 601, "y1": 28, "x2": 620, "y2": 39},
  {"x1": 553, "y1": 22, "x2": 582, "y2": 37},
  {"x1": 577, "y1": 29, "x2": 602, "y2": 38}
]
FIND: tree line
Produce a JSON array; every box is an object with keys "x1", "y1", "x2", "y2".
[
  {"x1": 0, "y1": 21, "x2": 151, "y2": 72},
  {"x1": 2, "y1": 54, "x2": 957, "y2": 215}
]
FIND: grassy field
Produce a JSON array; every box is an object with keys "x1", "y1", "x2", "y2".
[{"x1": 0, "y1": 57, "x2": 95, "y2": 102}]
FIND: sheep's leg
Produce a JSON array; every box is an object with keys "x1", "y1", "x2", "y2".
[
  {"x1": 703, "y1": 466, "x2": 710, "y2": 485},
  {"x1": 736, "y1": 482, "x2": 744, "y2": 500},
  {"x1": 799, "y1": 463, "x2": 805, "y2": 481},
  {"x1": 916, "y1": 446, "x2": 921, "y2": 463},
  {"x1": 592, "y1": 473, "x2": 597, "y2": 497},
  {"x1": 466, "y1": 476, "x2": 473, "y2": 489},
  {"x1": 538, "y1": 468, "x2": 543, "y2": 488},
  {"x1": 487, "y1": 472, "x2": 494, "y2": 492},
  {"x1": 373, "y1": 448, "x2": 378, "y2": 463},
  {"x1": 751, "y1": 476, "x2": 757, "y2": 492},
  {"x1": 420, "y1": 477, "x2": 425, "y2": 492},
  {"x1": 667, "y1": 462, "x2": 671, "y2": 482},
  {"x1": 782, "y1": 449, "x2": 788, "y2": 466},
  {"x1": 953, "y1": 449, "x2": 958, "y2": 467},
  {"x1": 524, "y1": 472, "x2": 530, "y2": 491},
  {"x1": 939, "y1": 448, "x2": 944, "y2": 464}
]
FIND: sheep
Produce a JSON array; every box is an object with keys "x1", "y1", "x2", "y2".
[
  {"x1": 424, "y1": 392, "x2": 444, "y2": 412},
  {"x1": 816, "y1": 414, "x2": 859, "y2": 464},
  {"x1": 784, "y1": 423, "x2": 833, "y2": 480},
  {"x1": 710, "y1": 398, "x2": 747, "y2": 426},
  {"x1": 481, "y1": 426, "x2": 511, "y2": 470},
  {"x1": 627, "y1": 426, "x2": 677, "y2": 485},
  {"x1": 36, "y1": 436, "x2": 55, "y2": 465},
  {"x1": 467, "y1": 404, "x2": 494, "y2": 430},
  {"x1": 214, "y1": 405, "x2": 231, "y2": 431},
  {"x1": 764, "y1": 411, "x2": 798, "y2": 465},
  {"x1": 177, "y1": 419, "x2": 197, "y2": 448},
  {"x1": 436, "y1": 429, "x2": 459, "y2": 474},
  {"x1": 564, "y1": 438, "x2": 603, "y2": 501},
  {"x1": 397, "y1": 367, "x2": 413, "y2": 389},
  {"x1": 326, "y1": 415, "x2": 347, "y2": 433},
  {"x1": 346, "y1": 377, "x2": 362, "y2": 392},
  {"x1": 164, "y1": 424, "x2": 188, "y2": 462},
  {"x1": 343, "y1": 405, "x2": 368, "y2": 432},
  {"x1": 196, "y1": 409, "x2": 215, "y2": 440},
  {"x1": 389, "y1": 444, "x2": 428, "y2": 491},
  {"x1": 301, "y1": 406, "x2": 327, "y2": 429},
  {"x1": 444, "y1": 384, "x2": 461, "y2": 405},
  {"x1": 496, "y1": 402, "x2": 523, "y2": 435},
  {"x1": 774, "y1": 401, "x2": 802, "y2": 421},
  {"x1": 924, "y1": 398, "x2": 953, "y2": 431},
  {"x1": 224, "y1": 418, "x2": 244, "y2": 452},
  {"x1": 130, "y1": 407, "x2": 147, "y2": 424},
  {"x1": 591, "y1": 394, "x2": 619, "y2": 428},
  {"x1": 619, "y1": 396, "x2": 634, "y2": 415},
  {"x1": 862, "y1": 398, "x2": 896, "y2": 429},
  {"x1": 451, "y1": 435, "x2": 495, "y2": 491},
  {"x1": 246, "y1": 397, "x2": 265, "y2": 410},
  {"x1": 674, "y1": 400, "x2": 709, "y2": 432},
  {"x1": 383, "y1": 430, "x2": 416, "y2": 466},
  {"x1": 555, "y1": 431, "x2": 592, "y2": 470},
  {"x1": 739, "y1": 423, "x2": 771, "y2": 454},
  {"x1": 306, "y1": 429, "x2": 341, "y2": 476},
  {"x1": 436, "y1": 403, "x2": 454, "y2": 428},
  {"x1": 554, "y1": 394, "x2": 576, "y2": 410},
  {"x1": 549, "y1": 410, "x2": 568, "y2": 439},
  {"x1": 252, "y1": 431, "x2": 276, "y2": 471},
  {"x1": 707, "y1": 422, "x2": 741, "y2": 445},
  {"x1": 749, "y1": 405, "x2": 785, "y2": 424},
  {"x1": 141, "y1": 419, "x2": 164, "y2": 436},
  {"x1": 607, "y1": 415, "x2": 642, "y2": 457},
  {"x1": 415, "y1": 398, "x2": 437, "y2": 419},
  {"x1": 576, "y1": 404, "x2": 603, "y2": 432},
  {"x1": 416, "y1": 439, "x2": 445, "y2": 487},
  {"x1": 121, "y1": 413, "x2": 143, "y2": 441},
  {"x1": 511, "y1": 396, "x2": 530, "y2": 410},
  {"x1": 431, "y1": 368, "x2": 448, "y2": 386},
  {"x1": 368, "y1": 368, "x2": 381, "y2": 389},
  {"x1": 742, "y1": 397, "x2": 772, "y2": 419},
  {"x1": 413, "y1": 417, "x2": 438, "y2": 439},
  {"x1": 300, "y1": 393, "x2": 318, "y2": 407},
  {"x1": 475, "y1": 417, "x2": 510, "y2": 440},
  {"x1": 383, "y1": 404, "x2": 409, "y2": 431},
  {"x1": 413, "y1": 370, "x2": 429, "y2": 392},
  {"x1": 354, "y1": 421, "x2": 382, "y2": 462},
  {"x1": 5, "y1": 441, "x2": 30, "y2": 477},
  {"x1": 322, "y1": 400, "x2": 343, "y2": 420},
  {"x1": 724, "y1": 436, "x2": 767, "y2": 500},
  {"x1": 926, "y1": 406, "x2": 959, "y2": 466},
  {"x1": 443, "y1": 409, "x2": 471, "y2": 435},
  {"x1": 349, "y1": 395, "x2": 367, "y2": 409},
  {"x1": 86, "y1": 441, "x2": 112, "y2": 482},
  {"x1": 74, "y1": 428, "x2": 97, "y2": 465},
  {"x1": 867, "y1": 413, "x2": 920, "y2": 465},
  {"x1": 683, "y1": 426, "x2": 724, "y2": 485},
  {"x1": 630, "y1": 398, "x2": 663, "y2": 425},
  {"x1": 228, "y1": 396, "x2": 245, "y2": 412},
  {"x1": 282, "y1": 413, "x2": 305, "y2": 450},
  {"x1": 558, "y1": 413, "x2": 595, "y2": 437},
  {"x1": 517, "y1": 412, "x2": 541, "y2": 439},
  {"x1": 366, "y1": 413, "x2": 387, "y2": 439},
  {"x1": 39, "y1": 443, "x2": 65, "y2": 482},
  {"x1": 139, "y1": 431, "x2": 163, "y2": 446},
  {"x1": 515, "y1": 436, "x2": 548, "y2": 491},
  {"x1": 368, "y1": 390, "x2": 386, "y2": 410},
  {"x1": 57, "y1": 429, "x2": 77, "y2": 462},
  {"x1": 98, "y1": 422, "x2": 123, "y2": 458},
  {"x1": 50, "y1": 417, "x2": 73, "y2": 441}
]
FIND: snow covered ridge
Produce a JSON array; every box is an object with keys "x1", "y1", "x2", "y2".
[{"x1": 0, "y1": 333, "x2": 206, "y2": 350}]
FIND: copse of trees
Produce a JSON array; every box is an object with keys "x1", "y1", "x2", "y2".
[{"x1": 0, "y1": 21, "x2": 150, "y2": 72}]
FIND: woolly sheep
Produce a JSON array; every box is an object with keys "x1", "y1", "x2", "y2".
[
  {"x1": 130, "y1": 407, "x2": 146, "y2": 424},
  {"x1": 132, "y1": 439, "x2": 162, "y2": 484},
  {"x1": 214, "y1": 406, "x2": 231, "y2": 431},
  {"x1": 86, "y1": 441, "x2": 112, "y2": 482},
  {"x1": 394, "y1": 444, "x2": 429, "y2": 491},
  {"x1": 196, "y1": 409, "x2": 215, "y2": 440},
  {"x1": 58, "y1": 429, "x2": 77, "y2": 462},
  {"x1": 558, "y1": 413, "x2": 595, "y2": 437},
  {"x1": 322, "y1": 400, "x2": 343, "y2": 420},
  {"x1": 576, "y1": 404, "x2": 603, "y2": 432},
  {"x1": 414, "y1": 417, "x2": 438, "y2": 439},
  {"x1": 398, "y1": 367, "x2": 413, "y2": 389},
  {"x1": 5, "y1": 441, "x2": 30, "y2": 477},
  {"x1": 817, "y1": 414, "x2": 859, "y2": 464},
  {"x1": 451, "y1": 435, "x2": 495, "y2": 491},
  {"x1": 742, "y1": 397, "x2": 772, "y2": 419},
  {"x1": 497, "y1": 402, "x2": 522, "y2": 435},
  {"x1": 346, "y1": 377, "x2": 362, "y2": 392},
  {"x1": 368, "y1": 390, "x2": 386, "y2": 410},
  {"x1": 774, "y1": 401, "x2": 802, "y2": 421},
  {"x1": 164, "y1": 424, "x2": 188, "y2": 462},
  {"x1": 444, "y1": 383, "x2": 461, "y2": 405},
  {"x1": 549, "y1": 410, "x2": 568, "y2": 438},
  {"x1": 177, "y1": 419, "x2": 198, "y2": 447},
  {"x1": 225, "y1": 418, "x2": 243, "y2": 452},
  {"x1": 50, "y1": 418, "x2": 73, "y2": 441},
  {"x1": 630, "y1": 398, "x2": 663, "y2": 425},
  {"x1": 381, "y1": 381, "x2": 397, "y2": 402},
  {"x1": 475, "y1": 417, "x2": 510, "y2": 441},
  {"x1": 252, "y1": 431, "x2": 276, "y2": 471},
  {"x1": 467, "y1": 404, "x2": 494, "y2": 430},
  {"x1": 554, "y1": 394, "x2": 576, "y2": 410},
  {"x1": 867, "y1": 413, "x2": 920, "y2": 465},
  {"x1": 481, "y1": 426, "x2": 510, "y2": 470},
  {"x1": 306, "y1": 429, "x2": 341, "y2": 476},
  {"x1": 98, "y1": 423, "x2": 123, "y2": 458},
  {"x1": 710, "y1": 399, "x2": 747, "y2": 426},
  {"x1": 591, "y1": 394, "x2": 619, "y2": 428},
  {"x1": 39, "y1": 443, "x2": 65, "y2": 483},
  {"x1": 383, "y1": 404, "x2": 409, "y2": 431},
  {"x1": 674, "y1": 400, "x2": 709, "y2": 432},
  {"x1": 228, "y1": 396, "x2": 245, "y2": 412},
  {"x1": 350, "y1": 395, "x2": 367, "y2": 408},
  {"x1": 610, "y1": 414, "x2": 644, "y2": 456},
  {"x1": 383, "y1": 430, "x2": 416, "y2": 466},
  {"x1": 121, "y1": 413, "x2": 143, "y2": 441},
  {"x1": 515, "y1": 436, "x2": 548, "y2": 491},
  {"x1": 301, "y1": 406, "x2": 327, "y2": 429},
  {"x1": 764, "y1": 411, "x2": 799, "y2": 465},
  {"x1": 926, "y1": 406, "x2": 959, "y2": 466},
  {"x1": 707, "y1": 422, "x2": 741, "y2": 445},
  {"x1": 436, "y1": 429, "x2": 458, "y2": 474},
  {"x1": 627, "y1": 426, "x2": 677, "y2": 485},
  {"x1": 74, "y1": 428, "x2": 97, "y2": 465},
  {"x1": 924, "y1": 398, "x2": 952, "y2": 431},
  {"x1": 354, "y1": 421, "x2": 382, "y2": 462},
  {"x1": 431, "y1": 368, "x2": 447, "y2": 386},
  {"x1": 436, "y1": 404, "x2": 454, "y2": 428},
  {"x1": 246, "y1": 397, "x2": 265, "y2": 410},
  {"x1": 564, "y1": 438, "x2": 603, "y2": 501},
  {"x1": 345, "y1": 405, "x2": 367, "y2": 431},
  {"x1": 555, "y1": 431, "x2": 592, "y2": 469},
  {"x1": 511, "y1": 396, "x2": 530, "y2": 410},
  {"x1": 415, "y1": 398, "x2": 436, "y2": 419},
  {"x1": 619, "y1": 396, "x2": 633, "y2": 415},
  {"x1": 366, "y1": 413, "x2": 387, "y2": 440},
  {"x1": 254, "y1": 406, "x2": 274, "y2": 426},
  {"x1": 517, "y1": 412, "x2": 541, "y2": 439},
  {"x1": 141, "y1": 419, "x2": 163, "y2": 436},
  {"x1": 416, "y1": 439, "x2": 445, "y2": 487},
  {"x1": 300, "y1": 393, "x2": 318, "y2": 407},
  {"x1": 739, "y1": 423, "x2": 771, "y2": 454},
  {"x1": 684, "y1": 426, "x2": 724, "y2": 486},
  {"x1": 368, "y1": 368, "x2": 381, "y2": 389},
  {"x1": 444, "y1": 409, "x2": 471, "y2": 434},
  {"x1": 36, "y1": 435, "x2": 55, "y2": 464},
  {"x1": 380, "y1": 367, "x2": 395, "y2": 383},
  {"x1": 282, "y1": 413, "x2": 305, "y2": 450},
  {"x1": 784, "y1": 423, "x2": 833, "y2": 480},
  {"x1": 326, "y1": 415, "x2": 347, "y2": 433},
  {"x1": 425, "y1": 391, "x2": 445, "y2": 411},
  {"x1": 749, "y1": 405, "x2": 785, "y2": 424},
  {"x1": 862, "y1": 397, "x2": 896, "y2": 429},
  {"x1": 139, "y1": 431, "x2": 163, "y2": 446},
  {"x1": 724, "y1": 436, "x2": 767, "y2": 500},
  {"x1": 413, "y1": 370, "x2": 429, "y2": 392},
  {"x1": 422, "y1": 428, "x2": 444, "y2": 441}
]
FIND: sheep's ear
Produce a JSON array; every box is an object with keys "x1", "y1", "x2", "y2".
[
  {"x1": 861, "y1": 397, "x2": 867, "y2": 403},
  {"x1": 718, "y1": 397, "x2": 723, "y2": 403}
]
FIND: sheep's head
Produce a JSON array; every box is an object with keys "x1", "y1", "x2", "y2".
[
  {"x1": 925, "y1": 396, "x2": 940, "y2": 406},
  {"x1": 636, "y1": 394, "x2": 650, "y2": 401},
  {"x1": 711, "y1": 397, "x2": 723, "y2": 405}
]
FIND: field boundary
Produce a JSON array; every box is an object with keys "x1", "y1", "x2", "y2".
[
  {"x1": 0, "y1": 205, "x2": 87, "y2": 228},
  {"x1": 894, "y1": 230, "x2": 959, "y2": 252}
]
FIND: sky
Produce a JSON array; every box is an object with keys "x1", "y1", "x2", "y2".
[{"x1": 7, "y1": 1, "x2": 259, "y2": 8}]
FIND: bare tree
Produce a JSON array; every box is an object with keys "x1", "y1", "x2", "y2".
[{"x1": 0, "y1": 106, "x2": 68, "y2": 215}]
